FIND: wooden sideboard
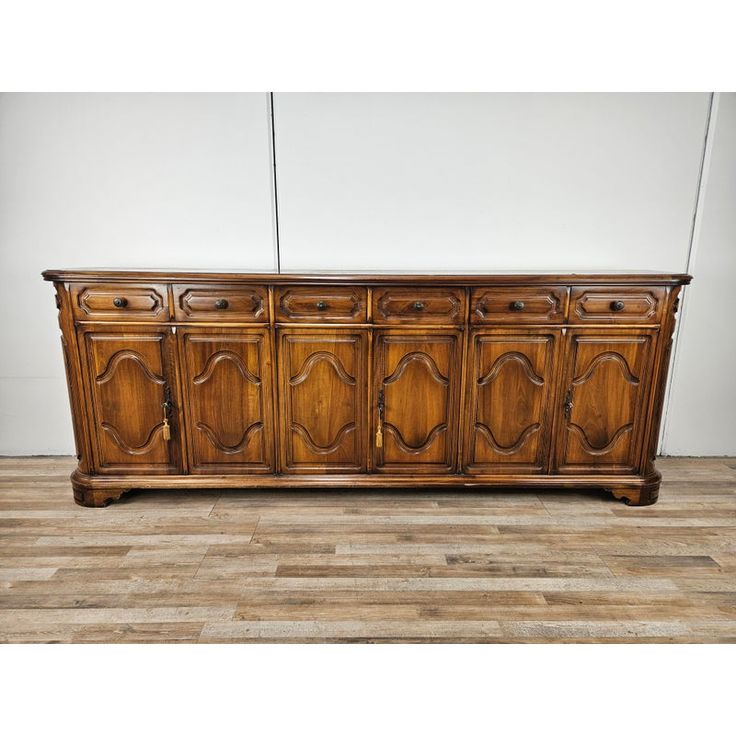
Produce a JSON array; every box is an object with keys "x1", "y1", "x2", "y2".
[{"x1": 43, "y1": 269, "x2": 690, "y2": 507}]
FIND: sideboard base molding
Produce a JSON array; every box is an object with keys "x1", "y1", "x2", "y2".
[{"x1": 70, "y1": 469, "x2": 661, "y2": 507}]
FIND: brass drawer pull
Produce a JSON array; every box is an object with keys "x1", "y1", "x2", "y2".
[
  {"x1": 214, "y1": 298, "x2": 229, "y2": 310},
  {"x1": 610, "y1": 300, "x2": 625, "y2": 312},
  {"x1": 112, "y1": 297, "x2": 128, "y2": 308},
  {"x1": 412, "y1": 301, "x2": 426, "y2": 311},
  {"x1": 316, "y1": 300, "x2": 328, "y2": 311},
  {"x1": 510, "y1": 300, "x2": 525, "y2": 311}
]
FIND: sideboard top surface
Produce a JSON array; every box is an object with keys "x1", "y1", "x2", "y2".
[{"x1": 43, "y1": 269, "x2": 692, "y2": 286}]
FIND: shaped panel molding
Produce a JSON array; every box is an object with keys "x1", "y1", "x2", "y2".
[
  {"x1": 279, "y1": 331, "x2": 368, "y2": 472},
  {"x1": 472, "y1": 287, "x2": 567, "y2": 324},
  {"x1": 375, "y1": 332, "x2": 460, "y2": 472},
  {"x1": 83, "y1": 329, "x2": 179, "y2": 474},
  {"x1": 276, "y1": 286, "x2": 367, "y2": 322},
  {"x1": 570, "y1": 287, "x2": 665, "y2": 324},
  {"x1": 373, "y1": 288, "x2": 465, "y2": 324},
  {"x1": 178, "y1": 330, "x2": 273, "y2": 473},
  {"x1": 558, "y1": 332, "x2": 654, "y2": 473},
  {"x1": 173, "y1": 285, "x2": 267, "y2": 322},
  {"x1": 464, "y1": 333, "x2": 557, "y2": 474},
  {"x1": 72, "y1": 284, "x2": 168, "y2": 321}
]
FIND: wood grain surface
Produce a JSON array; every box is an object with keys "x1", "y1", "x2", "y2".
[
  {"x1": 1, "y1": 456, "x2": 734, "y2": 643},
  {"x1": 47, "y1": 271, "x2": 690, "y2": 507}
]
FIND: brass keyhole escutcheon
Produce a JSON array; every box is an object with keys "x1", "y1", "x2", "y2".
[{"x1": 563, "y1": 389, "x2": 574, "y2": 420}]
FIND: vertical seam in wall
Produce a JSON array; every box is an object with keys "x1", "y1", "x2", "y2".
[
  {"x1": 268, "y1": 92, "x2": 282, "y2": 273},
  {"x1": 659, "y1": 92, "x2": 718, "y2": 455}
]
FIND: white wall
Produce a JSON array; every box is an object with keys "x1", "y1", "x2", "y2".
[
  {"x1": 274, "y1": 93, "x2": 709, "y2": 272},
  {"x1": 0, "y1": 93, "x2": 275, "y2": 454},
  {"x1": 0, "y1": 92, "x2": 733, "y2": 456},
  {"x1": 662, "y1": 93, "x2": 736, "y2": 455}
]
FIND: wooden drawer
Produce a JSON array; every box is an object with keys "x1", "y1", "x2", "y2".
[
  {"x1": 275, "y1": 286, "x2": 367, "y2": 323},
  {"x1": 71, "y1": 283, "x2": 169, "y2": 321},
  {"x1": 373, "y1": 287, "x2": 465, "y2": 324},
  {"x1": 570, "y1": 287, "x2": 665, "y2": 324},
  {"x1": 471, "y1": 287, "x2": 567, "y2": 323},
  {"x1": 172, "y1": 285, "x2": 268, "y2": 322}
]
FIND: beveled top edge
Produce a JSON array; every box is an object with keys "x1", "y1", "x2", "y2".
[{"x1": 42, "y1": 269, "x2": 693, "y2": 286}]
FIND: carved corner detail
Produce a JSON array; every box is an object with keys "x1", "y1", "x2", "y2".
[
  {"x1": 71, "y1": 471, "x2": 130, "y2": 507},
  {"x1": 610, "y1": 476, "x2": 660, "y2": 507}
]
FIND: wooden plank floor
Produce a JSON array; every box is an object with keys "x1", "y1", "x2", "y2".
[{"x1": 1, "y1": 457, "x2": 735, "y2": 643}]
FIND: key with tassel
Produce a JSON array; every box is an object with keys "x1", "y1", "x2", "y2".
[
  {"x1": 376, "y1": 389, "x2": 384, "y2": 448},
  {"x1": 162, "y1": 391, "x2": 172, "y2": 441}
]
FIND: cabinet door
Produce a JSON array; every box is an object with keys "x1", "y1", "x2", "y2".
[
  {"x1": 178, "y1": 329, "x2": 274, "y2": 473},
  {"x1": 278, "y1": 330, "x2": 368, "y2": 473},
  {"x1": 81, "y1": 327, "x2": 181, "y2": 474},
  {"x1": 556, "y1": 331, "x2": 656, "y2": 473},
  {"x1": 464, "y1": 331, "x2": 559, "y2": 474},
  {"x1": 374, "y1": 331, "x2": 461, "y2": 473}
]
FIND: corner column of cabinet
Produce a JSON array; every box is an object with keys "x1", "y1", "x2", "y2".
[
  {"x1": 638, "y1": 285, "x2": 683, "y2": 475},
  {"x1": 53, "y1": 282, "x2": 94, "y2": 475}
]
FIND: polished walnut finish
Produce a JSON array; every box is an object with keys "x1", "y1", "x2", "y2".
[
  {"x1": 278, "y1": 329, "x2": 368, "y2": 473},
  {"x1": 276, "y1": 286, "x2": 367, "y2": 323},
  {"x1": 172, "y1": 285, "x2": 268, "y2": 322},
  {"x1": 178, "y1": 328, "x2": 274, "y2": 474},
  {"x1": 464, "y1": 330, "x2": 559, "y2": 475},
  {"x1": 374, "y1": 331, "x2": 461, "y2": 473},
  {"x1": 471, "y1": 286, "x2": 568, "y2": 324},
  {"x1": 43, "y1": 269, "x2": 690, "y2": 507}
]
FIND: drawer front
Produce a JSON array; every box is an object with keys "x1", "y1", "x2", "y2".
[
  {"x1": 373, "y1": 287, "x2": 465, "y2": 324},
  {"x1": 570, "y1": 287, "x2": 665, "y2": 324},
  {"x1": 71, "y1": 283, "x2": 169, "y2": 321},
  {"x1": 275, "y1": 286, "x2": 367, "y2": 323},
  {"x1": 471, "y1": 287, "x2": 567, "y2": 324},
  {"x1": 172, "y1": 285, "x2": 268, "y2": 322}
]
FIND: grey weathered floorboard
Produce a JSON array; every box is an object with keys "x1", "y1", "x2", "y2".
[{"x1": 0, "y1": 456, "x2": 734, "y2": 642}]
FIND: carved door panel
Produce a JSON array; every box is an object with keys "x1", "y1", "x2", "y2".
[
  {"x1": 81, "y1": 327, "x2": 181, "y2": 474},
  {"x1": 178, "y1": 329, "x2": 274, "y2": 473},
  {"x1": 278, "y1": 330, "x2": 368, "y2": 473},
  {"x1": 374, "y1": 331, "x2": 461, "y2": 473},
  {"x1": 464, "y1": 331, "x2": 560, "y2": 474},
  {"x1": 556, "y1": 330, "x2": 656, "y2": 473}
]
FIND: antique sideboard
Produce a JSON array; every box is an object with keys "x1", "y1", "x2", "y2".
[{"x1": 43, "y1": 269, "x2": 690, "y2": 507}]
